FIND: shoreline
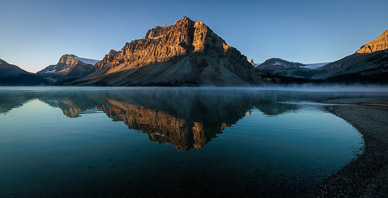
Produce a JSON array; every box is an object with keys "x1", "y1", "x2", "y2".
[{"x1": 312, "y1": 98, "x2": 388, "y2": 197}]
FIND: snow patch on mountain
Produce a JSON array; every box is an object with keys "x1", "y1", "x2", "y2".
[
  {"x1": 149, "y1": 35, "x2": 165, "y2": 40},
  {"x1": 274, "y1": 61, "x2": 284, "y2": 66},
  {"x1": 303, "y1": 62, "x2": 329, "y2": 69},
  {"x1": 74, "y1": 56, "x2": 99, "y2": 65},
  {"x1": 248, "y1": 59, "x2": 260, "y2": 67},
  {"x1": 44, "y1": 69, "x2": 57, "y2": 73}
]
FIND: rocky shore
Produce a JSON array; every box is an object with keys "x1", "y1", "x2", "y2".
[{"x1": 312, "y1": 98, "x2": 388, "y2": 197}]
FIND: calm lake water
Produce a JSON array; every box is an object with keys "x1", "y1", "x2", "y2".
[{"x1": 0, "y1": 87, "x2": 386, "y2": 197}]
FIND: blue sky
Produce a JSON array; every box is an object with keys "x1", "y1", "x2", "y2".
[{"x1": 1, "y1": 0, "x2": 387, "y2": 72}]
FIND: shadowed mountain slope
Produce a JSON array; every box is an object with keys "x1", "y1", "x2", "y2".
[{"x1": 0, "y1": 59, "x2": 47, "y2": 85}]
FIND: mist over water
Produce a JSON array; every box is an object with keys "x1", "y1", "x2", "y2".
[
  {"x1": 0, "y1": 86, "x2": 386, "y2": 197},
  {"x1": 252, "y1": 84, "x2": 388, "y2": 92},
  {"x1": 1, "y1": 84, "x2": 387, "y2": 92}
]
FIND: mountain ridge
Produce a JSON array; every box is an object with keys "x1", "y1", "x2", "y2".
[
  {"x1": 0, "y1": 59, "x2": 29, "y2": 78},
  {"x1": 1, "y1": 19, "x2": 387, "y2": 85}
]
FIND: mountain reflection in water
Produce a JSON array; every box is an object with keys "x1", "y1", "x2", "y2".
[
  {"x1": 0, "y1": 87, "x2": 378, "y2": 197},
  {"x1": 0, "y1": 89, "x2": 301, "y2": 151},
  {"x1": 0, "y1": 88, "x2": 379, "y2": 152}
]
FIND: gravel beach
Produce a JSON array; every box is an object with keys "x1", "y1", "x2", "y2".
[{"x1": 312, "y1": 98, "x2": 388, "y2": 197}]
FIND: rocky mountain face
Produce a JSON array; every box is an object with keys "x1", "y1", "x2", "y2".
[
  {"x1": 82, "y1": 16, "x2": 269, "y2": 86},
  {"x1": 357, "y1": 30, "x2": 388, "y2": 53},
  {"x1": 38, "y1": 54, "x2": 97, "y2": 82},
  {"x1": 0, "y1": 59, "x2": 46, "y2": 85}
]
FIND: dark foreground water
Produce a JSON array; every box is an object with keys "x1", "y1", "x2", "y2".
[{"x1": 1, "y1": 87, "x2": 386, "y2": 197}]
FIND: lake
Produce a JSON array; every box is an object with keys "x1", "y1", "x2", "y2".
[{"x1": 0, "y1": 87, "x2": 385, "y2": 197}]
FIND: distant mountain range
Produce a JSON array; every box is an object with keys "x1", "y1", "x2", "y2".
[
  {"x1": 255, "y1": 30, "x2": 388, "y2": 83},
  {"x1": 0, "y1": 17, "x2": 387, "y2": 86}
]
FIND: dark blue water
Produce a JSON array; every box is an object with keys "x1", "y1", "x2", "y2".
[{"x1": 0, "y1": 87, "x2": 379, "y2": 197}]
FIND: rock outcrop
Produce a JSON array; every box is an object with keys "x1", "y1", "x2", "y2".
[
  {"x1": 248, "y1": 59, "x2": 259, "y2": 67},
  {"x1": 357, "y1": 30, "x2": 388, "y2": 53},
  {"x1": 82, "y1": 16, "x2": 269, "y2": 86}
]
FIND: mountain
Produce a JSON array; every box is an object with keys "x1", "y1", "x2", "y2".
[
  {"x1": 0, "y1": 59, "x2": 46, "y2": 85},
  {"x1": 256, "y1": 58, "x2": 330, "y2": 79},
  {"x1": 257, "y1": 58, "x2": 313, "y2": 78},
  {"x1": 257, "y1": 30, "x2": 388, "y2": 83},
  {"x1": 0, "y1": 59, "x2": 29, "y2": 77},
  {"x1": 37, "y1": 54, "x2": 98, "y2": 82},
  {"x1": 356, "y1": 30, "x2": 388, "y2": 53},
  {"x1": 79, "y1": 16, "x2": 270, "y2": 86},
  {"x1": 303, "y1": 62, "x2": 329, "y2": 69},
  {"x1": 311, "y1": 50, "x2": 388, "y2": 83},
  {"x1": 312, "y1": 30, "x2": 388, "y2": 83}
]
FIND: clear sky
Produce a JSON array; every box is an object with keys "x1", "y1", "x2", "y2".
[{"x1": 1, "y1": 0, "x2": 387, "y2": 73}]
